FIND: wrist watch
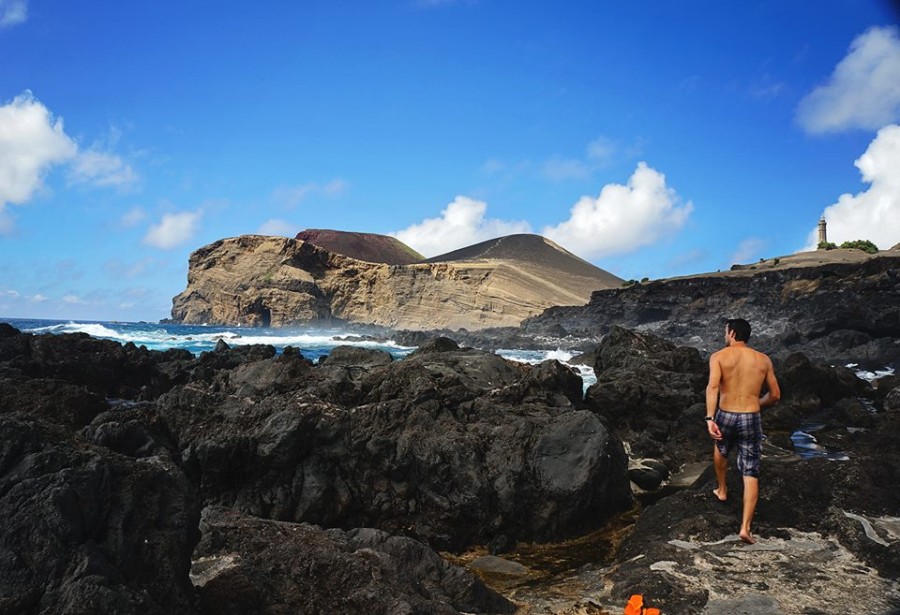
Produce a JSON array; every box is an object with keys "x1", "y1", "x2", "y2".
[{"x1": 704, "y1": 417, "x2": 714, "y2": 422}]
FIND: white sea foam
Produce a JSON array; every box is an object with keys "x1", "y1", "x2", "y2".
[
  {"x1": 849, "y1": 365, "x2": 895, "y2": 382},
  {"x1": 30, "y1": 322, "x2": 136, "y2": 341},
  {"x1": 497, "y1": 348, "x2": 597, "y2": 391}
]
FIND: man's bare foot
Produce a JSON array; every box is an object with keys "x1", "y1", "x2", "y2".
[
  {"x1": 713, "y1": 488, "x2": 727, "y2": 502},
  {"x1": 739, "y1": 529, "x2": 756, "y2": 545}
]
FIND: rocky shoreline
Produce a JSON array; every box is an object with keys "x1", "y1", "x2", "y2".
[{"x1": 2, "y1": 319, "x2": 899, "y2": 614}]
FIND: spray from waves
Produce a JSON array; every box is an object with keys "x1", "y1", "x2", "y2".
[
  {"x1": 497, "y1": 347, "x2": 596, "y2": 391},
  {"x1": 28, "y1": 322, "x2": 136, "y2": 341},
  {"x1": 12, "y1": 319, "x2": 591, "y2": 386},
  {"x1": 16, "y1": 319, "x2": 416, "y2": 358}
]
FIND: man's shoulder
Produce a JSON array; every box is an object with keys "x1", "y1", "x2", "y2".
[{"x1": 749, "y1": 347, "x2": 773, "y2": 365}]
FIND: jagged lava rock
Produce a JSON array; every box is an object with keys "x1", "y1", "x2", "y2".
[
  {"x1": 156, "y1": 344, "x2": 632, "y2": 550},
  {"x1": 192, "y1": 506, "x2": 515, "y2": 615},
  {"x1": 0, "y1": 412, "x2": 200, "y2": 615}
]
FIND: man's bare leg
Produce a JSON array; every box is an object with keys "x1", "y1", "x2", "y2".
[
  {"x1": 740, "y1": 476, "x2": 759, "y2": 544},
  {"x1": 713, "y1": 445, "x2": 728, "y2": 501}
]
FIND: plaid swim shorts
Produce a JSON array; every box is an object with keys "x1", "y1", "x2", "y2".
[{"x1": 714, "y1": 409, "x2": 762, "y2": 477}]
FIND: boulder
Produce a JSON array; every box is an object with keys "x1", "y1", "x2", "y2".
[
  {"x1": 157, "y1": 348, "x2": 632, "y2": 550},
  {"x1": 192, "y1": 506, "x2": 515, "y2": 615},
  {"x1": 0, "y1": 413, "x2": 200, "y2": 615},
  {"x1": 585, "y1": 327, "x2": 706, "y2": 436}
]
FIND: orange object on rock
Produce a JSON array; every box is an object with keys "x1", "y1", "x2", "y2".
[
  {"x1": 624, "y1": 594, "x2": 644, "y2": 615},
  {"x1": 624, "y1": 594, "x2": 661, "y2": 615}
]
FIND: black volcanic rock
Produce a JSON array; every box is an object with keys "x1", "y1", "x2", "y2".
[
  {"x1": 585, "y1": 327, "x2": 706, "y2": 438},
  {"x1": 606, "y1": 399, "x2": 900, "y2": 615},
  {"x1": 0, "y1": 326, "x2": 193, "y2": 401},
  {"x1": 0, "y1": 413, "x2": 200, "y2": 615},
  {"x1": 523, "y1": 253, "x2": 900, "y2": 369},
  {"x1": 192, "y1": 507, "x2": 514, "y2": 615},
  {"x1": 156, "y1": 347, "x2": 632, "y2": 551}
]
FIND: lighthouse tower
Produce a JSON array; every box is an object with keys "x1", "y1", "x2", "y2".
[{"x1": 817, "y1": 217, "x2": 827, "y2": 248}]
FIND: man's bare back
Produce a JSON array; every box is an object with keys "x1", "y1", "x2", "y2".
[{"x1": 712, "y1": 344, "x2": 778, "y2": 413}]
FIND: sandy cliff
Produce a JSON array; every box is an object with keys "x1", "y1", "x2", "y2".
[{"x1": 170, "y1": 234, "x2": 621, "y2": 330}]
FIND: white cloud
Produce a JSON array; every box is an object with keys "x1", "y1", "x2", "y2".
[
  {"x1": 804, "y1": 124, "x2": 900, "y2": 250},
  {"x1": 542, "y1": 162, "x2": 693, "y2": 259},
  {"x1": 0, "y1": 92, "x2": 138, "y2": 235},
  {"x1": 69, "y1": 149, "x2": 138, "y2": 188},
  {"x1": 257, "y1": 218, "x2": 297, "y2": 236},
  {"x1": 2, "y1": 289, "x2": 19, "y2": 298},
  {"x1": 391, "y1": 196, "x2": 532, "y2": 258},
  {"x1": 273, "y1": 179, "x2": 347, "y2": 208},
  {"x1": 0, "y1": 91, "x2": 77, "y2": 208},
  {"x1": 0, "y1": 0, "x2": 27, "y2": 28},
  {"x1": 796, "y1": 26, "x2": 900, "y2": 134},
  {"x1": 730, "y1": 237, "x2": 766, "y2": 265},
  {"x1": 31, "y1": 293, "x2": 47, "y2": 302},
  {"x1": 142, "y1": 211, "x2": 202, "y2": 249},
  {"x1": 120, "y1": 206, "x2": 146, "y2": 228}
]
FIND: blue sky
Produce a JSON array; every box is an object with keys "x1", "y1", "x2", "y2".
[{"x1": 1, "y1": 1, "x2": 899, "y2": 322}]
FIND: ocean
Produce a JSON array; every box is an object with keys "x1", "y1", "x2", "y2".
[{"x1": 2, "y1": 318, "x2": 598, "y2": 390}]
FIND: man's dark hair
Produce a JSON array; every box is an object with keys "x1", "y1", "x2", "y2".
[{"x1": 726, "y1": 318, "x2": 751, "y2": 342}]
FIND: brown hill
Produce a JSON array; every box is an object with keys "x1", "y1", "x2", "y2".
[
  {"x1": 426, "y1": 234, "x2": 622, "y2": 285},
  {"x1": 296, "y1": 229, "x2": 424, "y2": 265}
]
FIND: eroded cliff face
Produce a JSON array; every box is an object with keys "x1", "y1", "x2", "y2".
[
  {"x1": 523, "y1": 250, "x2": 900, "y2": 367},
  {"x1": 170, "y1": 235, "x2": 611, "y2": 330}
]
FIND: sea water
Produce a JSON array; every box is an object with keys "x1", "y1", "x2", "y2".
[{"x1": 2, "y1": 318, "x2": 596, "y2": 391}]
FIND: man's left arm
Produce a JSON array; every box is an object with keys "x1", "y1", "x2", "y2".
[
  {"x1": 759, "y1": 356, "x2": 781, "y2": 408},
  {"x1": 705, "y1": 354, "x2": 723, "y2": 440}
]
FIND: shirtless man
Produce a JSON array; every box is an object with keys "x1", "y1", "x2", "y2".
[{"x1": 706, "y1": 318, "x2": 780, "y2": 544}]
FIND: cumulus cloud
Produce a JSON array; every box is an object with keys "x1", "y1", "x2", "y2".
[
  {"x1": 62, "y1": 294, "x2": 86, "y2": 305},
  {"x1": 804, "y1": 124, "x2": 900, "y2": 250},
  {"x1": 391, "y1": 196, "x2": 532, "y2": 258},
  {"x1": 796, "y1": 26, "x2": 900, "y2": 134},
  {"x1": 273, "y1": 179, "x2": 347, "y2": 208},
  {"x1": 0, "y1": 91, "x2": 77, "y2": 208},
  {"x1": 0, "y1": 92, "x2": 139, "y2": 234},
  {"x1": 541, "y1": 162, "x2": 693, "y2": 259},
  {"x1": 257, "y1": 218, "x2": 297, "y2": 236},
  {"x1": 142, "y1": 211, "x2": 202, "y2": 249},
  {"x1": 0, "y1": 0, "x2": 27, "y2": 28}
]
